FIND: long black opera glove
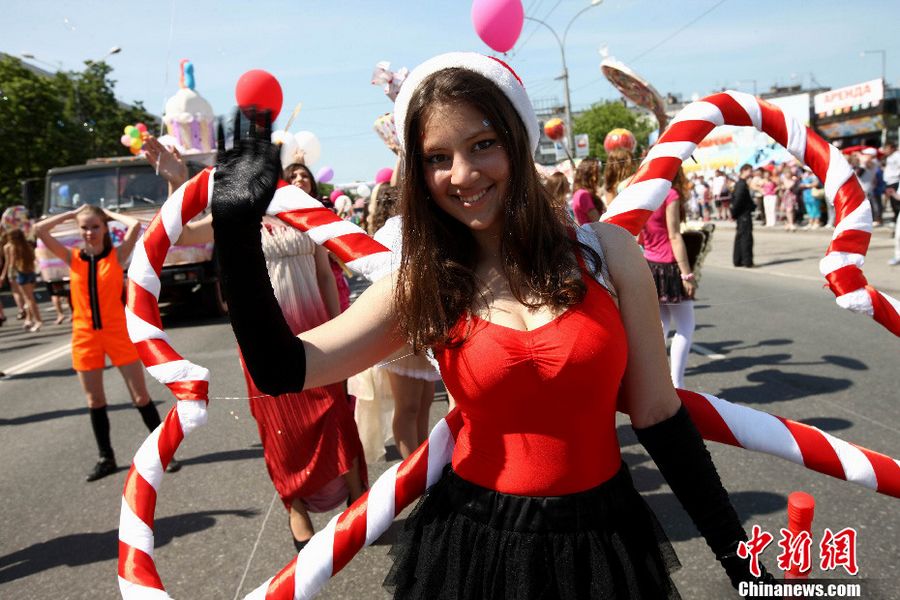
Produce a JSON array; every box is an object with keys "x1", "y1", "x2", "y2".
[
  {"x1": 211, "y1": 110, "x2": 306, "y2": 396},
  {"x1": 634, "y1": 405, "x2": 777, "y2": 592}
]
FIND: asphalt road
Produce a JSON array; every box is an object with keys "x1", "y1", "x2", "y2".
[{"x1": 1, "y1": 224, "x2": 897, "y2": 599}]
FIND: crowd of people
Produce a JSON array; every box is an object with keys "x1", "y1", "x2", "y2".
[{"x1": 4, "y1": 49, "x2": 898, "y2": 598}]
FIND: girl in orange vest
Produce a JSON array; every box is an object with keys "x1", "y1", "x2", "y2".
[{"x1": 35, "y1": 205, "x2": 180, "y2": 481}]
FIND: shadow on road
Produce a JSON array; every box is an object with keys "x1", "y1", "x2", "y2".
[
  {"x1": 797, "y1": 417, "x2": 854, "y2": 432},
  {"x1": 3, "y1": 367, "x2": 76, "y2": 381},
  {"x1": 716, "y1": 369, "x2": 853, "y2": 404},
  {"x1": 180, "y1": 447, "x2": 264, "y2": 466},
  {"x1": 0, "y1": 342, "x2": 41, "y2": 355},
  {"x1": 0, "y1": 400, "x2": 164, "y2": 427},
  {"x1": 0, "y1": 508, "x2": 258, "y2": 584},
  {"x1": 755, "y1": 257, "x2": 804, "y2": 267},
  {"x1": 645, "y1": 490, "x2": 785, "y2": 542}
]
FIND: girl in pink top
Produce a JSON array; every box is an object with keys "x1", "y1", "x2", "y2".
[
  {"x1": 640, "y1": 168, "x2": 696, "y2": 389},
  {"x1": 570, "y1": 158, "x2": 604, "y2": 224}
]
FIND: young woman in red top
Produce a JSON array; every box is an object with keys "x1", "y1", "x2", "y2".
[
  {"x1": 35, "y1": 205, "x2": 179, "y2": 481},
  {"x1": 212, "y1": 53, "x2": 774, "y2": 598}
]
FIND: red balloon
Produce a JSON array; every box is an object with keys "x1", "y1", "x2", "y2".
[{"x1": 235, "y1": 69, "x2": 283, "y2": 121}]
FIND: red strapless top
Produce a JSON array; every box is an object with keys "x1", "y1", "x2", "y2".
[{"x1": 434, "y1": 255, "x2": 628, "y2": 495}]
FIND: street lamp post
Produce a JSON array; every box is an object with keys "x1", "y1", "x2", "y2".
[
  {"x1": 524, "y1": 0, "x2": 603, "y2": 152},
  {"x1": 860, "y1": 50, "x2": 886, "y2": 82}
]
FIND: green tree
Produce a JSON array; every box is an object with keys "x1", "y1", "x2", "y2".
[
  {"x1": 0, "y1": 55, "x2": 156, "y2": 212},
  {"x1": 572, "y1": 100, "x2": 656, "y2": 162}
]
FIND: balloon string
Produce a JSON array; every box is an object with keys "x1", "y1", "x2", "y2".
[
  {"x1": 207, "y1": 353, "x2": 417, "y2": 402},
  {"x1": 159, "y1": 0, "x2": 177, "y2": 139}
]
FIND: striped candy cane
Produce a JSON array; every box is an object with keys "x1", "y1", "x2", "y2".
[
  {"x1": 240, "y1": 391, "x2": 899, "y2": 600},
  {"x1": 602, "y1": 90, "x2": 900, "y2": 336},
  {"x1": 118, "y1": 169, "x2": 391, "y2": 598},
  {"x1": 678, "y1": 390, "x2": 900, "y2": 498},
  {"x1": 120, "y1": 144, "x2": 899, "y2": 598}
]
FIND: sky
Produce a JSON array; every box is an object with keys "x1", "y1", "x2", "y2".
[{"x1": 3, "y1": 0, "x2": 899, "y2": 183}]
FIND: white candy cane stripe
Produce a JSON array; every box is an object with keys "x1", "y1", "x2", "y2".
[
  {"x1": 365, "y1": 463, "x2": 399, "y2": 545},
  {"x1": 668, "y1": 100, "x2": 724, "y2": 127},
  {"x1": 128, "y1": 242, "x2": 162, "y2": 299},
  {"x1": 119, "y1": 497, "x2": 156, "y2": 557},
  {"x1": 145, "y1": 361, "x2": 210, "y2": 386},
  {"x1": 124, "y1": 308, "x2": 168, "y2": 343},
  {"x1": 118, "y1": 578, "x2": 171, "y2": 599},
  {"x1": 601, "y1": 90, "x2": 900, "y2": 336},
  {"x1": 821, "y1": 432, "x2": 878, "y2": 489},
  {"x1": 301, "y1": 220, "x2": 366, "y2": 245},
  {"x1": 700, "y1": 393, "x2": 804, "y2": 464},
  {"x1": 266, "y1": 183, "x2": 324, "y2": 213}
]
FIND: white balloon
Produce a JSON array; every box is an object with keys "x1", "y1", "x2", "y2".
[
  {"x1": 272, "y1": 130, "x2": 300, "y2": 170},
  {"x1": 355, "y1": 183, "x2": 371, "y2": 199},
  {"x1": 334, "y1": 194, "x2": 352, "y2": 215},
  {"x1": 294, "y1": 130, "x2": 322, "y2": 165}
]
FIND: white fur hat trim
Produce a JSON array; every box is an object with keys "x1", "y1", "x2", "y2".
[{"x1": 393, "y1": 52, "x2": 539, "y2": 153}]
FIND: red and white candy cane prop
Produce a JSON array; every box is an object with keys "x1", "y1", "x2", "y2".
[
  {"x1": 118, "y1": 168, "x2": 391, "y2": 597},
  {"x1": 602, "y1": 90, "x2": 900, "y2": 337},
  {"x1": 120, "y1": 150, "x2": 900, "y2": 598}
]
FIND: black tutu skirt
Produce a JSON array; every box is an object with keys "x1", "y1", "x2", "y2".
[
  {"x1": 384, "y1": 462, "x2": 681, "y2": 599},
  {"x1": 646, "y1": 261, "x2": 689, "y2": 304}
]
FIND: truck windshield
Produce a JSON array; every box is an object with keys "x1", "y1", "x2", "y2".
[{"x1": 47, "y1": 165, "x2": 168, "y2": 214}]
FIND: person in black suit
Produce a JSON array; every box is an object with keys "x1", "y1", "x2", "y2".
[{"x1": 731, "y1": 164, "x2": 754, "y2": 267}]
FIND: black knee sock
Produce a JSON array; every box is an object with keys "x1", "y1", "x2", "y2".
[
  {"x1": 89, "y1": 406, "x2": 114, "y2": 460},
  {"x1": 135, "y1": 401, "x2": 162, "y2": 432}
]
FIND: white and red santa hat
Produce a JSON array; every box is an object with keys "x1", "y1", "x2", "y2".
[{"x1": 393, "y1": 52, "x2": 539, "y2": 154}]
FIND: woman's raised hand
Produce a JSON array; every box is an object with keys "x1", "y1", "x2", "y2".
[
  {"x1": 211, "y1": 108, "x2": 281, "y2": 227},
  {"x1": 143, "y1": 135, "x2": 188, "y2": 188}
]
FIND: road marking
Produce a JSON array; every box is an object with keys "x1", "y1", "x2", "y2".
[
  {"x1": 1, "y1": 342, "x2": 72, "y2": 377},
  {"x1": 691, "y1": 343, "x2": 726, "y2": 360},
  {"x1": 233, "y1": 491, "x2": 278, "y2": 600}
]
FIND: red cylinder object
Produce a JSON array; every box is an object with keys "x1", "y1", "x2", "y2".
[{"x1": 785, "y1": 491, "x2": 815, "y2": 579}]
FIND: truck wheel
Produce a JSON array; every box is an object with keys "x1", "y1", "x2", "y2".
[{"x1": 201, "y1": 279, "x2": 228, "y2": 317}]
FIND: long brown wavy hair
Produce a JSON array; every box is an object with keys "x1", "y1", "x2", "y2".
[
  {"x1": 573, "y1": 157, "x2": 604, "y2": 213},
  {"x1": 671, "y1": 166, "x2": 690, "y2": 222},
  {"x1": 396, "y1": 67, "x2": 602, "y2": 351},
  {"x1": 603, "y1": 149, "x2": 636, "y2": 198},
  {"x1": 7, "y1": 229, "x2": 36, "y2": 272}
]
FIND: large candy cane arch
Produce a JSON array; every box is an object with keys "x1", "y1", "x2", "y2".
[
  {"x1": 120, "y1": 93, "x2": 900, "y2": 599},
  {"x1": 602, "y1": 90, "x2": 900, "y2": 336}
]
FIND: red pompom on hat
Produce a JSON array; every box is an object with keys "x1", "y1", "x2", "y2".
[{"x1": 393, "y1": 52, "x2": 539, "y2": 153}]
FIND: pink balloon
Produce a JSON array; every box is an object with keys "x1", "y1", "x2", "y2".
[
  {"x1": 316, "y1": 166, "x2": 334, "y2": 183},
  {"x1": 135, "y1": 123, "x2": 148, "y2": 133},
  {"x1": 120, "y1": 134, "x2": 132, "y2": 147},
  {"x1": 374, "y1": 167, "x2": 394, "y2": 184},
  {"x1": 329, "y1": 189, "x2": 344, "y2": 202},
  {"x1": 471, "y1": 0, "x2": 524, "y2": 53}
]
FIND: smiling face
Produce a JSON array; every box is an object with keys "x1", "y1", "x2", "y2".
[
  {"x1": 76, "y1": 212, "x2": 108, "y2": 251},
  {"x1": 289, "y1": 167, "x2": 313, "y2": 194},
  {"x1": 419, "y1": 101, "x2": 510, "y2": 240}
]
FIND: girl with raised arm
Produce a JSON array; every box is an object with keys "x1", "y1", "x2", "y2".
[
  {"x1": 34, "y1": 205, "x2": 178, "y2": 481},
  {"x1": 212, "y1": 53, "x2": 774, "y2": 598}
]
